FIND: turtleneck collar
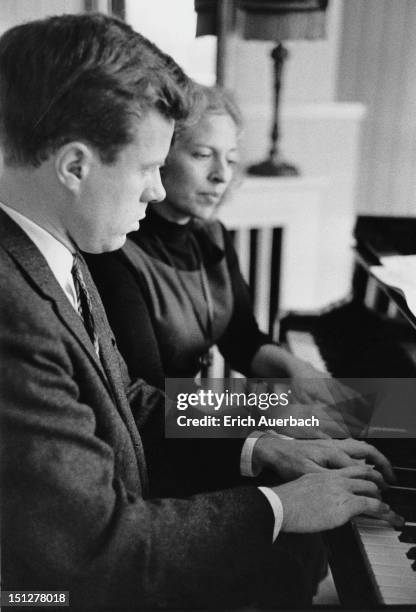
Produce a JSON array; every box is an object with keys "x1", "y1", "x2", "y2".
[
  {"x1": 128, "y1": 206, "x2": 225, "y2": 270},
  {"x1": 137, "y1": 207, "x2": 193, "y2": 245}
]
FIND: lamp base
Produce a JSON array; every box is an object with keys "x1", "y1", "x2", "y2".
[{"x1": 247, "y1": 158, "x2": 300, "y2": 177}]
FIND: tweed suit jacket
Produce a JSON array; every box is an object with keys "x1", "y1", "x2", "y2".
[{"x1": 0, "y1": 209, "x2": 274, "y2": 610}]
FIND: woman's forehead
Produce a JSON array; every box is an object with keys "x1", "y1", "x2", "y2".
[{"x1": 179, "y1": 113, "x2": 238, "y2": 147}]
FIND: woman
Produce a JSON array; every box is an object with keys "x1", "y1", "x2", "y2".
[{"x1": 86, "y1": 85, "x2": 358, "y2": 433}]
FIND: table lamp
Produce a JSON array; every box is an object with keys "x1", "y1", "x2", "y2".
[{"x1": 195, "y1": 0, "x2": 329, "y2": 176}]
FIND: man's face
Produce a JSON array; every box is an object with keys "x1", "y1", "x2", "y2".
[{"x1": 70, "y1": 110, "x2": 174, "y2": 253}]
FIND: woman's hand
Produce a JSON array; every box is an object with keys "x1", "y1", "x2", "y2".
[
  {"x1": 285, "y1": 357, "x2": 370, "y2": 436},
  {"x1": 250, "y1": 345, "x2": 372, "y2": 437}
]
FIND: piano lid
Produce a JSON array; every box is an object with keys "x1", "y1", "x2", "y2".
[{"x1": 355, "y1": 215, "x2": 416, "y2": 260}]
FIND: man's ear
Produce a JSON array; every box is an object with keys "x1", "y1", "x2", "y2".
[{"x1": 55, "y1": 142, "x2": 94, "y2": 192}]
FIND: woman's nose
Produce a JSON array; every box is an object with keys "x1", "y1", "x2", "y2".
[{"x1": 209, "y1": 159, "x2": 230, "y2": 184}]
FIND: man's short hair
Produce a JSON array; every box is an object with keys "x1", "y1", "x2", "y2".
[{"x1": 0, "y1": 13, "x2": 195, "y2": 167}]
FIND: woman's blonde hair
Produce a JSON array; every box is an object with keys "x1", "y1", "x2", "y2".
[{"x1": 174, "y1": 83, "x2": 243, "y2": 142}]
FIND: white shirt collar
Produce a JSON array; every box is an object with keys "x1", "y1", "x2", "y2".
[{"x1": 0, "y1": 201, "x2": 78, "y2": 310}]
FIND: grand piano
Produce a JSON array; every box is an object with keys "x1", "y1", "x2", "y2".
[{"x1": 280, "y1": 216, "x2": 416, "y2": 607}]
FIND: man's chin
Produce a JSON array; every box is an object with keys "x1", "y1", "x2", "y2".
[
  {"x1": 83, "y1": 234, "x2": 127, "y2": 254},
  {"x1": 106, "y1": 234, "x2": 127, "y2": 252}
]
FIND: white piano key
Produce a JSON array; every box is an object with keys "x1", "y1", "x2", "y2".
[
  {"x1": 355, "y1": 516, "x2": 393, "y2": 527},
  {"x1": 380, "y1": 586, "x2": 416, "y2": 605},
  {"x1": 353, "y1": 517, "x2": 416, "y2": 605},
  {"x1": 360, "y1": 532, "x2": 408, "y2": 544},
  {"x1": 374, "y1": 570, "x2": 416, "y2": 588},
  {"x1": 286, "y1": 330, "x2": 328, "y2": 372},
  {"x1": 372, "y1": 568, "x2": 415, "y2": 583},
  {"x1": 363, "y1": 538, "x2": 409, "y2": 548},
  {"x1": 384, "y1": 595, "x2": 416, "y2": 605},
  {"x1": 366, "y1": 549, "x2": 412, "y2": 566}
]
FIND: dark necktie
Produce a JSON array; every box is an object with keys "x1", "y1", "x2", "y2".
[{"x1": 71, "y1": 252, "x2": 100, "y2": 357}]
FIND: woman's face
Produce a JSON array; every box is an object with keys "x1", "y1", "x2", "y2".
[{"x1": 157, "y1": 112, "x2": 239, "y2": 223}]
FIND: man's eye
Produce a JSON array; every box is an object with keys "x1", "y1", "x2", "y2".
[{"x1": 193, "y1": 152, "x2": 211, "y2": 159}]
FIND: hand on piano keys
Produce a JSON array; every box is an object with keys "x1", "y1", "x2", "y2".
[
  {"x1": 279, "y1": 355, "x2": 373, "y2": 437},
  {"x1": 353, "y1": 516, "x2": 416, "y2": 605},
  {"x1": 351, "y1": 468, "x2": 416, "y2": 606},
  {"x1": 254, "y1": 435, "x2": 396, "y2": 483},
  {"x1": 326, "y1": 461, "x2": 416, "y2": 606},
  {"x1": 272, "y1": 465, "x2": 404, "y2": 534},
  {"x1": 286, "y1": 356, "x2": 358, "y2": 405}
]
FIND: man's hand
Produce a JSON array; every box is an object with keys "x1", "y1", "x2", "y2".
[
  {"x1": 273, "y1": 466, "x2": 404, "y2": 533},
  {"x1": 253, "y1": 435, "x2": 396, "y2": 483}
]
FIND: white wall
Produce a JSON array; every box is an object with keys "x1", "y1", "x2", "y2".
[
  {"x1": 125, "y1": 0, "x2": 216, "y2": 85},
  {"x1": 0, "y1": 0, "x2": 84, "y2": 33},
  {"x1": 337, "y1": 0, "x2": 416, "y2": 216}
]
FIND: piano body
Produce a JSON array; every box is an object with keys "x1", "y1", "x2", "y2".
[{"x1": 281, "y1": 216, "x2": 416, "y2": 607}]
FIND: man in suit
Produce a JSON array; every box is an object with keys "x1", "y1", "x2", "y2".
[{"x1": 0, "y1": 12, "x2": 402, "y2": 610}]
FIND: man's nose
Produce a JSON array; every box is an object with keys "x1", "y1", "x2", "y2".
[{"x1": 143, "y1": 172, "x2": 166, "y2": 203}]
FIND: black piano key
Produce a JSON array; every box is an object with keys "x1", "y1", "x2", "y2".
[
  {"x1": 406, "y1": 546, "x2": 416, "y2": 559},
  {"x1": 394, "y1": 467, "x2": 416, "y2": 489},
  {"x1": 399, "y1": 526, "x2": 416, "y2": 544},
  {"x1": 383, "y1": 487, "x2": 416, "y2": 522},
  {"x1": 374, "y1": 439, "x2": 416, "y2": 469}
]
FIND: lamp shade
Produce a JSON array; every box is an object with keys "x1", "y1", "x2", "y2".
[
  {"x1": 240, "y1": 0, "x2": 328, "y2": 41},
  {"x1": 195, "y1": 0, "x2": 328, "y2": 40}
]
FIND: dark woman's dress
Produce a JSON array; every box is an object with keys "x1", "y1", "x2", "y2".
[{"x1": 86, "y1": 208, "x2": 270, "y2": 389}]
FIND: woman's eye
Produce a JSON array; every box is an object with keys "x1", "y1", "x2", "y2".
[{"x1": 193, "y1": 152, "x2": 211, "y2": 159}]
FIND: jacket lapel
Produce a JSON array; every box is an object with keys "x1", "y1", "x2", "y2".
[
  {"x1": 0, "y1": 210, "x2": 113, "y2": 393},
  {"x1": 0, "y1": 210, "x2": 149, "y2": 491}
]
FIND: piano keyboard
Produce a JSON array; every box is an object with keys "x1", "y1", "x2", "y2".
[
  {"x1": 286, "y1": 327, "x2": 416, "y2": 605},
  {"x1": 352, "y1": 517, "x2": 416, "y2": 605}
]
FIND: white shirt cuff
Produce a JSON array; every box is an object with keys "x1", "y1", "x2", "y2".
[
  {"x1": 240, "y1": 430, "x2": 266, "y2": 477},
  {"x1": 258, "y1": 486, "x2": 284, "y2": 542},
  {"x1": 240, "y1": 429, "x2": 294, "y2": 477}
]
